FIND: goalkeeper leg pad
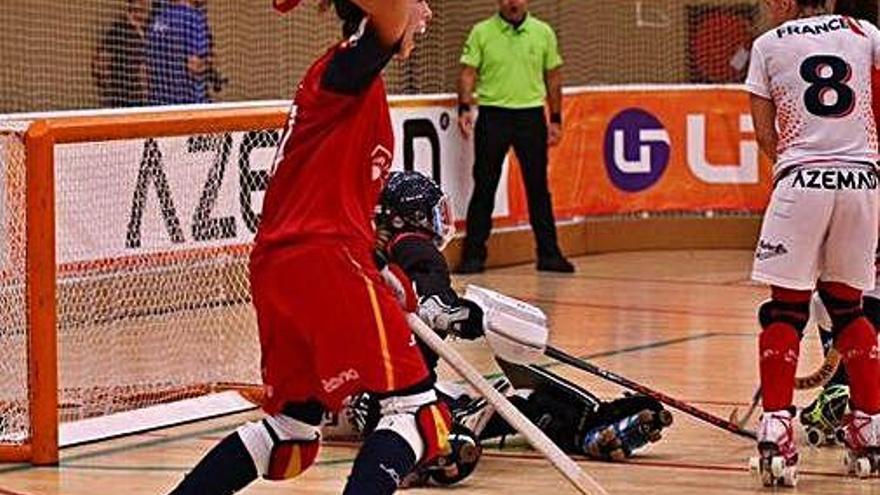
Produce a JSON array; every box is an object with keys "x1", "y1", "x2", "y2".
[
  {"x1": 237, "y1": 413, "x2": 321, "y2": 481},
  {"x1": 374, "y1": 389, "x2": 452, "y2": 463}
]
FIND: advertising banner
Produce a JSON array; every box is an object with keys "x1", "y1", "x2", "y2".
[
  {"x1": 20, "y1": 87, "x2": 772, "y2": 268},
  {"x1": 507, "y1": 87, "x2": 772, "y2": 220}
]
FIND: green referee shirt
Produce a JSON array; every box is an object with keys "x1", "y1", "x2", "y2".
[{"x1": 460, "y1": 13, "x2": 563, "y2": 109}]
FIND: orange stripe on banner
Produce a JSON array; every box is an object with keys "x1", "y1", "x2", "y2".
[{"x1": 363, "y1": 276, "x2": 396, "y2": 390}]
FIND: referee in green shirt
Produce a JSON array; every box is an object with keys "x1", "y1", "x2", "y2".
[{"x1": 455, "y1": 0, "x2": 573, "y2": 274}]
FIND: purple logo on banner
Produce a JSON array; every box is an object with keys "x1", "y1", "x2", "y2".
[{"x1": 603, "y1": 109, "x2": 671, "y2": 192}]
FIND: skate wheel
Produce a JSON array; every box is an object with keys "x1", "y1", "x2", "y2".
[
  {"x1": 748, "y1": 456, "x2": 760, "y2": 474},
  {"x1": 782, "y1": 466, "x2": 798, "y2": 487},
  {"x1": 648, "y1": 430, "x2": 662, "y2": 443},
  {"x1": 458, "y1": 443, "x2": 480, "y2": 464},
  {"x1": 835, "y1": 428, "x2": 846, "y2": 445},
  {"x1": 608, "y1": 448, "x2": 626, "y2": 462},
  {"x1": 770, "y1": 456, "x2": 785, "y2": 479},
  {"x1": 637, "y1": 410, "x2": 655, "y2": 434},
  {"x1": 657, "y1": 409, "x2": 673, "y2": 428},
  {"x1": 806, "y1": 428, "x2": 823, "y2": 447},
  {"x1": 855, "y1": 457, "x2": 872, "y2": 479}
]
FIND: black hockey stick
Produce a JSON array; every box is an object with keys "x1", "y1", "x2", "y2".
[
  {"x1": 544, "y1": 345, "x2": 757, "y2": 441},
  {"x1": 727, "y1": 349, "x2": 840, "y2": 428}
]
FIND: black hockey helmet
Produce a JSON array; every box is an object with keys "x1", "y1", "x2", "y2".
[{"x1": 376, "y1": 171, "x2": 455, "y2": 250}]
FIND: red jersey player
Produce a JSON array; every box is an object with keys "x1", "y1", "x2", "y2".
[
  {"x1": 746, "y1": 0, "x2": 880, "y2": 486},
  {"x1": 167, "y1": 1, "x2": 441, "y2": 494}
]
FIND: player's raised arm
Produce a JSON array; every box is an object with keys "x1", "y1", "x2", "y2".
[{"x1": 347, "y1": 0, "x2": 411, "y2": 48}]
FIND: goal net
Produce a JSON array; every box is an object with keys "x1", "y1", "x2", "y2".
[
  {"x1": 0, "y1": 0, "x2": 772, "y2": 113},
  {"x1": 0, "y1": 106, "x2": 287, "y2": 463}
]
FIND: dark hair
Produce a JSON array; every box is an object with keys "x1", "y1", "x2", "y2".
[
  {"x1": 334, "y1": 0, "x2": 366, "y2": 37},
  {"x1": 795, "y1": 0, "x2": 828, "y2": 8},
  {"x1": 835, "y1": 0, "x2": 878, "y2": 22}
]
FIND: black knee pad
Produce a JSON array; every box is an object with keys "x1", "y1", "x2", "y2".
[
  {"x1": 864, "y1": 296, "x2": 880, "y2": 330},
  {"x1": 758, "y1": 299, "x2": 809, "y2": 335},
  {"x1": 280, "y1": 400, "x2": 325, "y2": 427},
  {"x1": 818, "y1": 290, "x2": 864, "y2": 336}
]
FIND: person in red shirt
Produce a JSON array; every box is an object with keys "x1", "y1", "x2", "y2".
[{"x1": 166, "y1": 1, "x2": 440, "y2": 494}]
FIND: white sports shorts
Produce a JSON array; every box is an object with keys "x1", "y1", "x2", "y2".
[{"x1": 752, "y1": 165, "x2": 879, "y2": 292}]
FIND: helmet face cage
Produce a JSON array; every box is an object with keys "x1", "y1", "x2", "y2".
[
  {"x1": 431, "y1": 194, "x2": 455, "y2": 251},
  {"x1": 377, "y1": 171, "x2": 456, "y2": 251}
]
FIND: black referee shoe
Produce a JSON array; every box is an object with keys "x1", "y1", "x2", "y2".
[
  {"x1": 537, "y1": 256, "x2": 575, "y2": 273},
  {"x1": 454, "y1": 257, "x2": 485, "y2": 274}
]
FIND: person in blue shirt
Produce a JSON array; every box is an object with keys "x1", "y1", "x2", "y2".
[{"x1": 147, "y1": 0, "x2": 213, "y2": 104}]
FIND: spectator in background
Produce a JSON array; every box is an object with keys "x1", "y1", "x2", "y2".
[
  {"x1": 455, "y1": 0, "x2": 573, "y2": 274},
  {"x1": 147, "y1": 0, "x2": 216, "y2": 104},
  {"x1": 92, "y1": 0, "x2": 151, "y2": 107}
]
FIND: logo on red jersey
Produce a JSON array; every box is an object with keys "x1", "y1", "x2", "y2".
[
  {"x1": 371, "y1": 145, "x2": 393, "y2": 181},
  {"x1": 322, "y1": 368, "x2": 361, "y2": 394}
]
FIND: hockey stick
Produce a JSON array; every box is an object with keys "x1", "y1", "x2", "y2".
[
  {"x1": 464, "y1": 285, "x2": 756, "y2": 440},
  {"x1": 727, "y1": 349, "x2": 840, "y2": 428},
  {"x1": 795, "y1": 348, "x2": 840, "y2": 390},
  {"x1": 728, "y1": 387, "x2": 760, "y2": 429},
  {"x1": 406, "y1": 314, "x2": 609, "y2": 495},
  {"x1": 542, "y1": 345, "x2": 757, "y2": 441}
]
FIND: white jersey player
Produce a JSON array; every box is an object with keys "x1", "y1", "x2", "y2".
[{"x1": 745, "y1": 0, "x2": 880, "y2": 486}]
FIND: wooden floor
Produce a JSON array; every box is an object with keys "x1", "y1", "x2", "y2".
[{"x1": 1, "y1": 249, "x2": 878, "y2": 494}]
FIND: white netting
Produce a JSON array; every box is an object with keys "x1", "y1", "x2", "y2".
[
  {"x1": 0, "y1": 126, "x2": 28, "y2": 445},
  {"x1": 0, "y1": 0, "x2": 777, "y2": 113},
  {"x1": 54, "y1": 130, "x2": 268, "y2": 429},
  {"x1": 0, "y1": 125, "x2": 276, "y2": 446}
]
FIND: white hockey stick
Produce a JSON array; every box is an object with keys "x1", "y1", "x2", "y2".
[{"x1": 406, "y1": 314, "x2": 609, "y2": 495}]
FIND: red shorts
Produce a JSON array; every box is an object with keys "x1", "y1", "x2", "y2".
[{"x1": 250, "y1": 241, "x2": 429, "y2": 414}]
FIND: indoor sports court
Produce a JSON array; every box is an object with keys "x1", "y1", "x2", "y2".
[
  {"x1": 0, "y1": 250, "x2": 862, "y2": 494},
  {"x1": 2, "y1": 0, "x2": 880, "y2": 494}
]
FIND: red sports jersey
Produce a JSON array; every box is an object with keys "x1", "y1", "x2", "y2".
[{"x1": 253, "y1": 32, "x2": 394, "y2": 260}]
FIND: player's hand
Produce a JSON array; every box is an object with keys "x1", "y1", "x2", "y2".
[
  {"x1": 418, "y1": 295, "x2": 484, "y2": 340},
  {"x1": 458, "y1": 111, "x2": 474, "y2": 140},
  {"x1": 548, "y1": 122, "x2": 563, "y2": 147},
  {"x1": 380, "y1": 264, "x2": 417, "y2": 312}
]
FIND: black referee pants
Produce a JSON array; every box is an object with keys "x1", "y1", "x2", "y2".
[{"x1": 462, "y1": 106, "x2": 562, "y2": 261}]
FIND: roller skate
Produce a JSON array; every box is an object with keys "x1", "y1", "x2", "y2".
[
  {"x1": 748, "y1": 409, "x2": 798, "y2": 487},
  {"x1": 799, "y1": 384, "x2": 849, "y2": 447},
  {"x1": 400, "y1": 423, "x2": 481, "y2": 487},
  {"x1": 581, "y1": 407, "x2": 674, "y2": 461},
  {"x1": 842, "y1": 410, "x2": 880, "y2": 479}
]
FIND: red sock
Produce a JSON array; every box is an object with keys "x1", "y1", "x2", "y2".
[
  {"x1": 837, "y1": 317, "x2": 880, "y2": 414},
  {"x1": 760, "y1": 322, "x2": 800, "y2": 411}
]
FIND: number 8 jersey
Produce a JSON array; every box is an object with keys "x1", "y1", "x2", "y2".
[{"x1": 746, "y1": 15, "x2": 880, "y2": 178}]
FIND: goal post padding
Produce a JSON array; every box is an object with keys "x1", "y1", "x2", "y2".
[{"x1": 0, "y1": 106, "x2": 287, "y2": 465}]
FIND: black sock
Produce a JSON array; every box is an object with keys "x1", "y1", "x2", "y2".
[
  {"x1": 343, "y1": 429, "x2": 417, "y2": 495},
  {"x1": 168, "y1": 432, "x2": 258, "y2": 495}
]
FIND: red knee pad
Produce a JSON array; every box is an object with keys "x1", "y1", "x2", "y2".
[
  {"x1": 837, "y1": 317, "x2": 880, "y2": 414},
  {"x1": 416, "y1": 402, "x2": 453, "y2": 463},
  {"x1": 266, "y1": 437, "x2": 320, "y2": 481},
  {"x1": 817, "y1": 281, "x2": 864, "y2": 331}
]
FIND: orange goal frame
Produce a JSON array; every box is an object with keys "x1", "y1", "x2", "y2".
[{"x1": 0, "y1": 106, "x2": 288, "y2": 465}]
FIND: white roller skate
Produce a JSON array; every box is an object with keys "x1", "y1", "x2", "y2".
[
  {"x1": 842, "y1": 410, "x2": 880, "y2": 479},
  {"x1": 748, "y1": 409, "x2": 798, "y2": 488}
]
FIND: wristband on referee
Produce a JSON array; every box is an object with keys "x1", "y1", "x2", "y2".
[
  {"x1": 550, "y1": 112, "x2": 562, "y2": 125},
  {"x1": 458, "y1": 103, "x2": 472, "y2": 116}
]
